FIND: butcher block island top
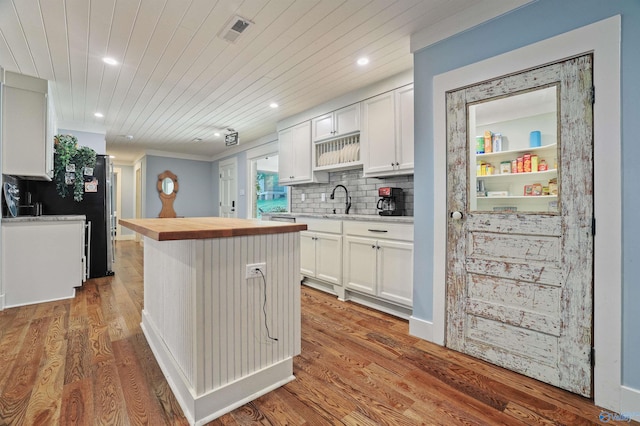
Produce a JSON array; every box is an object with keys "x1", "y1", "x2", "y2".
[{"x1": 119, "y1": 216, "x2": 306, "y2": 240}]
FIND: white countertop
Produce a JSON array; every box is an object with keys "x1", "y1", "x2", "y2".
[
  {"x1": 2, "y1": 214, "x2": 86, "y2": 223},
  {"x1": 263, "y1": 212, "x2": 413, "y2": 224}
]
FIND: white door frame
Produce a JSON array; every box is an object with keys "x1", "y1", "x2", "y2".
[
  {"x1": 113, "y1": 167, "x2": 122, "y2": 240},
  {"x1": 134, "y1": 160, "x2": 144, "y2": 244},
  {"x1": 422, "y1": 17, "x2": 621, "y2": 411},
  {"x1": 219, "y1": 157, "x2": 237, "y2": 217}
]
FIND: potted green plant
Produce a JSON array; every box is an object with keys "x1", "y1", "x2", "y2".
[{"x1": 53, "y1": 134, "x2": 97, "y2": 202}]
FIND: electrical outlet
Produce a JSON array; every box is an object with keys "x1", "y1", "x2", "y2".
[
  {"x1": 245, "y1": 263, "x2": 266, "y2": 279},
  {"x1": 301, "y1": 193, "x2": 306, "y2": 201},
  {"x1": 321, "y1": 193, "x2": 326, "y2": 202}
]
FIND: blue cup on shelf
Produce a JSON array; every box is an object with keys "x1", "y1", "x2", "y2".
[{"x1": 530, "y1": 130, "x2": 541, "y2": 147}]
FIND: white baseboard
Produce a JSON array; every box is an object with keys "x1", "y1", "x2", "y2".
[
  {"x1": 345, "y1": 291, "x2": 412, "y2": 320},
  {"x1": 620, "y1": 386, "x2": 640, "y2": 421},
  {"x1": 0, "y1": 294, "x2": 4, "y2": 311},
  {"x1": 409, "y1": 316, "x2": 434, "y2": 342},
  {"x1": 142, "y1": 310, "x2": 294, "y2": 425}
]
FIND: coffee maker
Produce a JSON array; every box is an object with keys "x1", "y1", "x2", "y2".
[{"x1": 376, "y1": 187, "x2": 404, "y2": 216}]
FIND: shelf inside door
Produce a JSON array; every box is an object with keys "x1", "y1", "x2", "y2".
[
  {"x1": 477, "y1": 195, "x2": 557, "y2": 200},
  {"x1": 476, "y1": 143, "x2": 557, "y2": 159},
  {"x1": 477, "y1": 169, "x2": 557, "y2": 179}
]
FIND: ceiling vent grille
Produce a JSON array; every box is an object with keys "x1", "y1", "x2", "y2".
[{"x1": 219, "y1": 16, "x2": 253, "y2": 43}]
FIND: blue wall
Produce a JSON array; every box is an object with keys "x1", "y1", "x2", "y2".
[
  {"x1": 413, "y1": 0, "x2": 640, "y2": 388},
  {"x1": 144, "y1": 155, "x2": 215, "y2": 218}
]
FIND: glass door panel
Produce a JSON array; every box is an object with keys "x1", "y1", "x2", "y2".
[{"x1": 468, "y1": 85, "x2": 559, "y2": 213}]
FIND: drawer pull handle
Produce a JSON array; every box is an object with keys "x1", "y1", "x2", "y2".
[{"x1": 368, "y1": 229, "x2": 388, "y2": 233}]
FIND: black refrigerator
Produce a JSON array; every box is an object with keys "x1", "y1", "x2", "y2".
[{"x1": 28, "y1": 155, "x2": 115, "y2": 278}]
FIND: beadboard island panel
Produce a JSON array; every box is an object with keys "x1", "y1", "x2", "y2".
[{"x1": 120, "y1": 217, "x2": 303, "y2": 425}]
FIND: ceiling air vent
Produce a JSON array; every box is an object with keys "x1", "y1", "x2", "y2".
[{"x1": 219, "y1": 16, "x2": 253, "y2": 43}]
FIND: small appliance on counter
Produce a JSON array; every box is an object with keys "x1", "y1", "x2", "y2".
[{"x1": 376, "y1": 187, "x2": 404, "y2": 216}]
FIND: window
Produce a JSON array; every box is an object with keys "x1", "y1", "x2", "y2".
[{"x1": 249, "y1": 154, "x2": 289, "y2": 219}]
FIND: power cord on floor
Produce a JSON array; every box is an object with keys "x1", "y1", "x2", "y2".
[{"x1": 257, "y1": 269, "x2": 278, "y2": 342}]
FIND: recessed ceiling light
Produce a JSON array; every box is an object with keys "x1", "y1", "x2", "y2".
[
  {"x1": 214, "y1": 132, "x2": 221, "y2": 137},
  {"x1": 103, "y1": 57, "x2": 118, "y2": 66},
  {"x1": 357, "y1": 57, "x2": 369, "y2": 66},
  {"x1": 94, "y1": 112, "x2": 104, "y2": 118},
  {"x1": 192, "y1": 138, "x2": 203, "y2": 142},
  {"x1": 269, "y1": 102, "x2": 279, "y2": 108}
]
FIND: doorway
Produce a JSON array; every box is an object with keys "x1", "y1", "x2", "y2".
[
  {"x1": 445, "y1": 55, "x2": 594, "y2": 396},
  {"x1": 219, "y1": 158, "x2": 237, "y2": 218},
  {"x1": 250, "y1": 154, "x2": 288, "y2": 219}
]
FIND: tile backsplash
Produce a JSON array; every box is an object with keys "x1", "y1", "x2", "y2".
[{"x1": 290, "y1": 169, "x2": 413, "y2": 216}]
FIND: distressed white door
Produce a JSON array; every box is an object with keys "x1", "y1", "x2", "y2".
[
  {"x1": 219, "y1": 158, "x2": 237, "y2": 218},
  {"x1": 446, "y1": 55, "x2": 594, "y2": 396}
]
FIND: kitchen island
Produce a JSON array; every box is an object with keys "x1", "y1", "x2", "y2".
[{"x1": 119, "y1": 217, "x2": 306, "y2": 426}]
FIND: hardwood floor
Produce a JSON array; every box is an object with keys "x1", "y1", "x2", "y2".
[{"x1": 0, "y1": 240, "x2": 633, "y2": 425}]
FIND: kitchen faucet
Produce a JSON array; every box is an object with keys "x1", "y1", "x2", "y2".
[{"x1": 330, "y1": 184, "x2": 351, "y2": 214}]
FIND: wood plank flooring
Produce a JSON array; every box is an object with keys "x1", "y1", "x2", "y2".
[{"x1": 0, "y1": 240, "x2": 634, "y2": 425}]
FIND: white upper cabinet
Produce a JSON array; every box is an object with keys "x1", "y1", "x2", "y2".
[
  {"x1": 2, "y1": 71, "x2": 55, "y2": 180},
  {"x1": 278, "y1": 121, "x2": 328, "y2": 185},
  {"x1": 361, "y1": 91, "x2": 395, "y2": 175},
  {"x1": 395, "y1": 85, "x2": 414, "y2": 172},
  {"x1": 361, "y1": 84, "x2": 414, "y2": 177},
  {"x1": 312, "y1": 103, "x2": 360, "y2": 142}
]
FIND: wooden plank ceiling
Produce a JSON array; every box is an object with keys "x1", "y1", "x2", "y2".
[{"x1": 0, "y1": 0, "x2": 516, "y2": 163}]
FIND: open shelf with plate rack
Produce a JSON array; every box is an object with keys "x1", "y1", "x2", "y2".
[
  {"x1": 314, "y1": 134, "x2": 362, "y2": 171},
  {"x1": 469, "y1": 86, "x2": 560, "y2": 213}
]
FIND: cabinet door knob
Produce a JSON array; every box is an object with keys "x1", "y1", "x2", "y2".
[
  {"x1": 450, "y1": 211, "x2": 464, "y2": 220},
  {"x1": 371, "y1": 244, "x2": 376, "y2": 249},
  {"x1": 395, "y1": 162, "x2": 399, "y2": 166}
]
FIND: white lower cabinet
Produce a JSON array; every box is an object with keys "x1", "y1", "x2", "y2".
[
  {"x1": 298, "y1": 218, "x2": 343, "y2": 296},
  {"x1": 343, "y1": 236, "x2": 377, "y2": 295},
  {"x1": 376, "y1": 239, "x2": 413, "y2": 306},
  {"x1": 300, "y1": 231, "x2": 342, "y2": 285},
  {"x1": 297, "y1": 217, "x2": 414, "y2": 317},
  {"x1": 343, "y1": 222, "x2": 413, "y2": 308},
  {"x1": 1, "y1": 217, "x2": 85, "y2": 309}
]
